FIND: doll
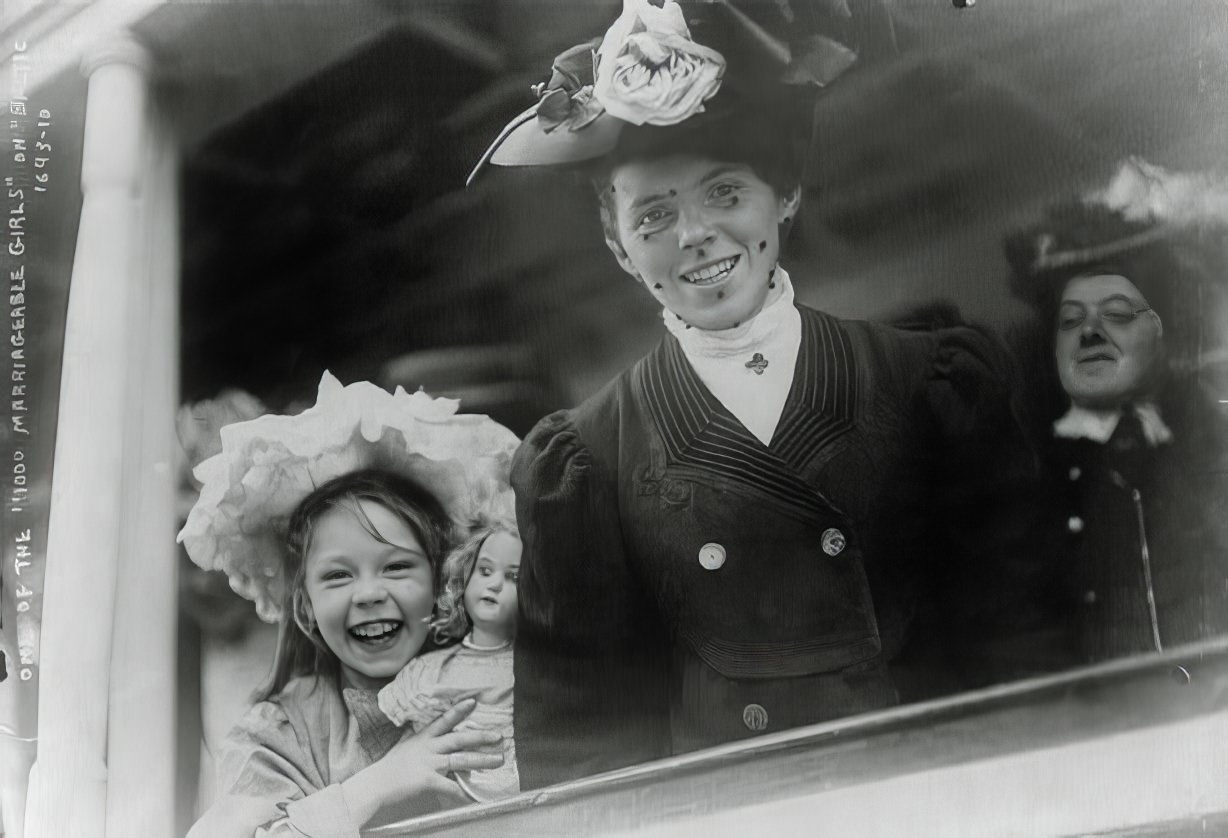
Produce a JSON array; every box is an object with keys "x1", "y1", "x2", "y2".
[{"x1": 379, "y1": 518, "x2": 521, "y2": 802}]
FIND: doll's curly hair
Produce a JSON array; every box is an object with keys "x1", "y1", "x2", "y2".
[{"x1": 431, "y1": 516, "x2": 520, "y2": 644}]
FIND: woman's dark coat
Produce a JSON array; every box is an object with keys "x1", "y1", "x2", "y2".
[{"x1": 510, "y1": 305, "x2": 1030, "y2": 788}]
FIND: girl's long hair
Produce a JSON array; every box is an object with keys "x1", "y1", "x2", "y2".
[
  {"x1": 256, "y1": 469, "x2": 453, "y2": 703},
  {"x1": 431, "y1": 517, "x2": 520, "y2": 644}
]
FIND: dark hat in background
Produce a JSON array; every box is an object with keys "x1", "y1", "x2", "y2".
[
  {"x1": 467, "y1": 0, "x2": 894, "y2": 185},
  {"x1": 1004, "y1": 201, "x2": 1176, "y2": 325},
  {"x1": 1005, "y1": 158, "x2": 1228, "y2": 328}
]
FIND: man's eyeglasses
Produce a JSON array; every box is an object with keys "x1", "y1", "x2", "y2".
[{"x1": 1057, "y1": 302, "x2": 1153, "y2": 332}]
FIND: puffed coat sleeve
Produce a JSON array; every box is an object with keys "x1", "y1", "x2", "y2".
[
  {"x1": 911, "y1": 324, "x2": 1045, "y2": 690},
  {"x1": 926, "y1": 325, "x2": 1035, "y2": 497},
  {"x1": 187, "y1": 700, "x2": 361, "y2": 838},
  {"x1": 511, "y1": 407, "x2": 672, "y2": 789}
]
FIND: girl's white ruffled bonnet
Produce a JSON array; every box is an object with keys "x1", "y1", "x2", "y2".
[{"x1": 177, "y1": 372, "x2": 520, "y2": 623}]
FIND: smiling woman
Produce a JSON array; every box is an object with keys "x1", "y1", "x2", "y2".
[{"x1": 470, "y1": 0, "x2": 1032, "y2": 789}]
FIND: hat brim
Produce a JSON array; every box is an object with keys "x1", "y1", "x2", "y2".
[
  {"x1": 467, "y1": 105, "x2": 626, "y2": 186},
  {"x1": 1029, "y1": 226, "x2": 1172, "y2": 275}
]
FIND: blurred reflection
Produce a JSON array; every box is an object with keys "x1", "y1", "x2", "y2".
[{"x1": 1003, "y1": 160, "x2": 1228, "y2": 667}]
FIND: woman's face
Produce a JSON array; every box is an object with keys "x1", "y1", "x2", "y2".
[
  {"x1": 604, "y1": 154, "x2": 799, "y2": 331},
  {"x1": 1055, "y1": 273, "x2": 1165, "y2": 409},
  {"x1": 303, "y1": 499, "x2": 435, "y2": 690}
]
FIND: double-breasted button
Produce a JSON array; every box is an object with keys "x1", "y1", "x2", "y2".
[
  {"x1": 698, "y1": 542, "x2": 726, "y2": 570},
  {"x1": 1068, "y1": 466, "x2": 1082, "y2": 481},
  {"x1": 1067, "y1": 516, "x2": 1084, "y2": 534},
  {"x1": 821, "y1": 528, "x2": 846, "y2": 556},
  {"x1": 742, "y1": 703, "x2": 768, "y2": 731}
]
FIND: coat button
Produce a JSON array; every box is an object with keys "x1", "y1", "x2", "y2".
[
  {"x1": 698, "y1": 543, "x2": 726, "y2": 570},
  {"x1": 1067, "y1": 516, "x2": 1084, "y2": 533},
  {"x1": 742, "y1": 703, "x2": 768, "y2": 731},
  {"x1": 1068, "y1": 466, "x2": 1081, "y2": 481},
  {"x1": 821, "y1": 528, "x2": 846, "y2": 556}
]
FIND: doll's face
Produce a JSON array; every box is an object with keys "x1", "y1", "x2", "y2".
[
  {"x1": 462, "y1": 531, "x2": 521, "y2": 645},
  {"x1": 1055, "y1": 273, "x2": 1165, "y2": 410},
  {"x1": 303, "y1": 499, "x2": 435, "y2": 690},
  {"x1": 604, "y1": 154, "x2": 799, "y2": 331}
]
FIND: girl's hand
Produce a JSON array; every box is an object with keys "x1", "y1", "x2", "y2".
[{"x1": 341, "y1": 698, "x2": 504, "y2": 823}]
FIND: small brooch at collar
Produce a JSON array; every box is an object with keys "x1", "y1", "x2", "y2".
[{"x1": 745, "y1": 353, "x2": 769, "y2": 375}]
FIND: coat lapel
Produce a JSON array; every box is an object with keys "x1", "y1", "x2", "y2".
[
  {"x1": 772, "y1": 306, "x2": 859, "y2": 467},
  {"x1": 635, "y1": 306, "x2": 859, "y2": 520}
]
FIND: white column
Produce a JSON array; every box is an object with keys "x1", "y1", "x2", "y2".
[
  {"x1": 23, "y1": 37, "x2": 151, "y2": 838},
  {"x1": 103, "y1": 107, "x2": 179, "y2": 838}
]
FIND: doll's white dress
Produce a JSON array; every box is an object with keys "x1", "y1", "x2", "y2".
[{"x1": 378, "y1": 636, "x2": 519, "y2": 801}]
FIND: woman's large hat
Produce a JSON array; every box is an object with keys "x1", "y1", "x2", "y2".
[
  {"x1": 177, "y1": 372, "x2": 520, "y2": 622},
  {"x1": 467, "y1": 0, "x2": 887, "y2": 185}
]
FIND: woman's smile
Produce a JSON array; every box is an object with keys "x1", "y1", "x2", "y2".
[{"x1": 679, "y1": 255, "x2": 740, "y2": 285}]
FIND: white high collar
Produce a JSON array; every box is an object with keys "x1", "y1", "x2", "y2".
[
  {"x1": 662, "y1": 267, "x2": 796, "y2": 356},
  {"x1": 662, "y1": 267, "x2": 801, "y2": 446}
]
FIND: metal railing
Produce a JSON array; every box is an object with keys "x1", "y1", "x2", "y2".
[{"x1": 368, "y1": 636, "x2": 1228, "y2": 837}]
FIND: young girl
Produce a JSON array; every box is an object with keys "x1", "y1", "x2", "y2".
[
  {"x1": 180, "y1": 373, "x2": 521, "y2": 837},
  {"x1": 187, "y1": 471, "x2": 501, "y2": 837},
  {"x1": 378, "y1": 518, "x2": 522, "y2": 802}
]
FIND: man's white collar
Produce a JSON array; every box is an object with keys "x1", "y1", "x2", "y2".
[{"x1": 1052, "y1": 402, "x2": 1173, "y2": 446}]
